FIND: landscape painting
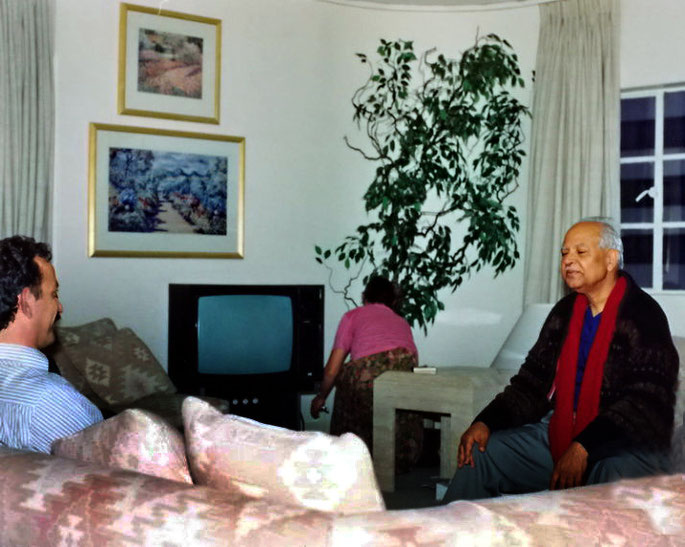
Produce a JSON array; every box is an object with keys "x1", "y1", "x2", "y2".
[
  {"x1": 89, "y1": 123, "x2": 244, "y2": 258},
  {"x1": 118, "y1": 3, "x2": 221, "y2": 124},
  {"x1": 108, "y1": 148, "x2": 227, "y2": 235},
  {"x1": 138, "y1": 29, "x2": 203, "y2": 99}
]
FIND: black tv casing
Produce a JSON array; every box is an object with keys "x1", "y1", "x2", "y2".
[{"x1": 168, "y1": 284, "x2": 324, "y2": 430}]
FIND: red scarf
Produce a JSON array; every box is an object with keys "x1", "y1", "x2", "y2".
[{"x1": 548, "y1": 276, "x2": 627, "y2": 462}]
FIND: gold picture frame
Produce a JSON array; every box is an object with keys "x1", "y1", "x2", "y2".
[
  {"x1": 88, "y1": 123, "x2": 244, "y2": 258},
  {"x1": 118, "y1": 3, "x2": 221, "y2": 124}
]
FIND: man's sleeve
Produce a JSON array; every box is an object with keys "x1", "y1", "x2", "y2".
[
  {"x1": 474, "y1": 300, "x2": 573, "y2": 432},
  {"x1": 31, "y1": 376, "x2": 104, "y2": 453}
]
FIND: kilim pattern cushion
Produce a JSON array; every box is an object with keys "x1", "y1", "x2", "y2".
[
  {"x1": 0, "y1": 447, "x2": 332, "y2": 546},
  {"x1": 182, "y1": 396, "x2": 385, "y2": 514},
  {"x1": 62, "y1": 327, "x2": 176, "y2": 406},
  {"x1": 47, "y1": 318, "x2": 119, "y2": 408},
  {"x1": 51, "y1": 409, "x2": 192, "y2": 483}
]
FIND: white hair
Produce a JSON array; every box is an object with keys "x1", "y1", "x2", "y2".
[{"x1": 576, "y1": 217, "x2": 624, "y2": 269}]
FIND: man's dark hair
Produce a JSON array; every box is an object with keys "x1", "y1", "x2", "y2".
[
  {"x1": 0, "y1": 236, "x2": 52, "y2": 331},
  {"x1": 362, "y1": 275, "x2": 401, "y2": 312}
]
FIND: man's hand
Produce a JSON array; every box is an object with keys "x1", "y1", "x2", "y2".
[
  {"x1": 550, "y1": 441, "x2": 588, "y2": 490},
  {"x1": 457, "y1": 421, "x2": 491, "y2": 468}
]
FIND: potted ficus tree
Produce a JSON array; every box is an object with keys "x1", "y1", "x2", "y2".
[{"x1": 316, "y1": 34, "x2": 530, "y2": 331}]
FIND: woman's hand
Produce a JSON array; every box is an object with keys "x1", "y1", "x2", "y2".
[
  {"x1": 310, "y1": 394, "x2": 327, "y2": 419},
  {"x1": 310, "y1": 348, "x2": 347, "y2": 419}
]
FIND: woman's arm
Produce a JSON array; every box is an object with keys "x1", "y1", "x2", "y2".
[{"x1": 310, "y1": 347, "x2": 347, "y2": 418}]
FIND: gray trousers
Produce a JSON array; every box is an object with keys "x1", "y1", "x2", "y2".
[{"x1": 442, "y1": 415, "x2": 671, "y2": 503}]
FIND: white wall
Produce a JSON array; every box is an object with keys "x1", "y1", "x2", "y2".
[
  {"x1": 52, "y1": 0, "x2": 540, "y2": 380},
  {"x1": 51, "y1": 0, "x2": 685, "y2": 432},
  {"x1": 620, "y1": 0, "x2": 685, "y2": 336}
]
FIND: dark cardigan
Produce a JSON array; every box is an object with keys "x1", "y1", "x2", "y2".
[{"x1": 476, "y1": 272, "x2": 679, "y2": 461}]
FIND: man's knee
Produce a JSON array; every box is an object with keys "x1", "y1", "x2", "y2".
[
  {"x1": 586, "y1": 456, "x2": 625, "y2": 484},
  {"x1": 586, "y1": 450, "x2": 670, "y2": 485}
]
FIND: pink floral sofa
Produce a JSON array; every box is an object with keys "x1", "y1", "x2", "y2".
[{"x1": 1, "y1": 396, "x2": 684, "y2": 546}]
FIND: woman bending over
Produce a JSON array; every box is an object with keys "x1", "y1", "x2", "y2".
[{"x1": 310, "y1": 276, "x2": 422, "y2": 471}]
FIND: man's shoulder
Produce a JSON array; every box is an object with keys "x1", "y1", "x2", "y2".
[
  {"x1": 621, "y1": 273, "x2": 668, "y2": 321},
  {"x1": 618, "y1": 273, "x2": 674, "y2": 343},
  {"x1": 0, "y1": 343, "x2": 47, "y2": 365}
]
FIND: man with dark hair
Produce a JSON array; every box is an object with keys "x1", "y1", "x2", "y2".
[
  {"x1": 0, "y1": 236, "x2": 102, "y2": 453},
  {"x1": 443, "y1": 220, "x2": 679, "y2": 501}
]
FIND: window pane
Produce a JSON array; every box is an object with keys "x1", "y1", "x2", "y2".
[
  {"x1": 621, "y1": 97, "x2": 655, "y2": 157},
  {"x1": 622, "y1": 229, "x2": 653, "y2": 288},
  {"x1": 663, "y1": 228, "x2": 685, "y2": 290},
  {"x1": 620, "y1": 162, "x2": 654, "y2": 222},
  {"x1": 664, "y1": 160, "x2": 685, "y2": 221},
  {"x1": 664, "y1": 90, "x2": 685, "y2": 154}
]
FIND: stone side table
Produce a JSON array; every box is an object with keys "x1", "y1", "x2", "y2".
[{"x1": 372, "y1": 368, "x2": 513, "y2": 492}]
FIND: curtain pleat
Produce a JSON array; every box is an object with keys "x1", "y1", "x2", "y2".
[
  {"x1": 523, "y1": 0, "x2": 620, "y2": 305},
  {"x1": 0, "y1": 0, "x2": 54, "y2": 242}
]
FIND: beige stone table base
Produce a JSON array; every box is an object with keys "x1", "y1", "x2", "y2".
[{"x1": 372, "y1": 368, "x2": 514, "y2": 492}]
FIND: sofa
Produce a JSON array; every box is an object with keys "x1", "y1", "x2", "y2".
[{"x1": 1, "y1": 393, "x2": 685, "y2": 546}]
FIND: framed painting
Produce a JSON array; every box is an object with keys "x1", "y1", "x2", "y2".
[
  {"x1": 88, "y1": 123, "x2": 244, "y2": 258},
  {"x1": 118, "y1": 3, "x2": 221, "y2": 124}
]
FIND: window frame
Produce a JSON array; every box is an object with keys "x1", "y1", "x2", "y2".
[{"x1": 620, "y1": 83, "x2": 685, "y2": 294}]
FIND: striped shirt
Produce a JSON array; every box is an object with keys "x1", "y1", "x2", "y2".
[{"x1": 0, "y1": 343, "x2": 103, "y2": 453}]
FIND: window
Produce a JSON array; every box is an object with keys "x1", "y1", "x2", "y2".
[{"x1": 620, "y1": 86, "x2": 685, "y2": 291}]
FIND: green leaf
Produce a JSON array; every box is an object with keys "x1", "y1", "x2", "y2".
[{"x1": 319, "y1": 33, "x2": 527, "y2": 329}]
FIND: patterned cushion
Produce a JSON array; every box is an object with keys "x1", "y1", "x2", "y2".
[
  {"x1": 48, "y1": 318, "x2": 120, "y2": 408},
  {"x1": 51, "y1": 409, "x2": 192, "y2": 483},
  {"x1": 55, "y1": 317, "x2": 119, "y2": 346},
  {"x1": 63, "y1": 327, "x2": 176, "y2": 406},
  {"x1": 182, "y1": 397, "x2": 385, "y2": 514}
]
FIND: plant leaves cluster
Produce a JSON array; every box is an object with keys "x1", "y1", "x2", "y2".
[{"x1": 316, "y1": 34, "x2": 530, "y2": 331}]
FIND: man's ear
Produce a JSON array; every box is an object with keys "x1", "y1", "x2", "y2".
[
  {"x1": 17, "y1": 288, "x2": 34, "y2": 319},
  {"x1": 606, "y1": 249, "x2": 620, "y2": 273}
]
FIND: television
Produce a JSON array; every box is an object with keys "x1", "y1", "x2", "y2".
[{"x1": 168, "y1": 284, "x2": 324, "y2": 429}]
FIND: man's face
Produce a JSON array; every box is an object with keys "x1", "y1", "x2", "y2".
[
  {"x1": 30, "y1": 257, "x2": 63, "y2": 348},
  {"x1": 560, "y1": 222, "x2": 615, "y2": 295}
]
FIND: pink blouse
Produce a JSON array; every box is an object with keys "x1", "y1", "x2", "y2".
[{"x1": 332, "y1": 303, "x2": 418, "y2": 361}]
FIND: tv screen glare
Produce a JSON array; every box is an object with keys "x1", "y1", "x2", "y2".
[{"x1": 197, "y1": 294, "x2": 293, "y2": 375}]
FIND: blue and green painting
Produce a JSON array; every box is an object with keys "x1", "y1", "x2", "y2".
[{"x1": 108, "y1": 147, "x2": 227, "y2": 235}]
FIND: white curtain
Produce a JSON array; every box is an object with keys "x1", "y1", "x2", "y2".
[
  {"x1": 0, "y1": 0, "x2": 54, "y2": 241},
  {"x1": 523, "y1": 0, "x2": 620, "y2": 305}
]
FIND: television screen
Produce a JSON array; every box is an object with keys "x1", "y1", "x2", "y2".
[{"x1": 197, "y1": 294, "x2": 293, "y2": 375}]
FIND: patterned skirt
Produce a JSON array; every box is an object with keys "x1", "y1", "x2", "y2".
[{"x1": 330, "y1": 347, "x2": 423, "y2": 473}]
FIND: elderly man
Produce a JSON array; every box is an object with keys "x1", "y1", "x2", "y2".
[
  {"x1": 0, "y1": 236, "x2": 102, "y2": 453},
  {"x1": 443, "y1": 220, "x2": 679, "y2": 502}
]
